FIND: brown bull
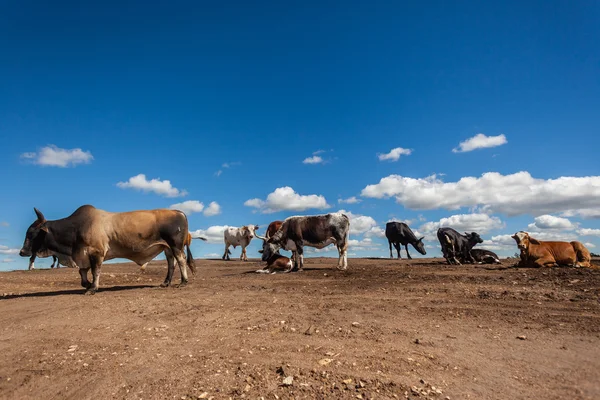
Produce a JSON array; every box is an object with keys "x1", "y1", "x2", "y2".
[
  {"x1": 20, "y1": 206, "x2": 196, "y2": 294},
  {"x1": 511, "y1": 231, "x2": 592, "y2": 268}
]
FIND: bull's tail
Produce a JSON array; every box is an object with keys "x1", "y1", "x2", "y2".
[
  {"x1": 185, "y1": 232, "x2": 197, "y2": 275},
  {"x1": 571, "y1": 241, "x2": 593, "y2": 268}
]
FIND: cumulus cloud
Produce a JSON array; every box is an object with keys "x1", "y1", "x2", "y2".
[
  {"x1": 377, "y1": 147, "x2": 412, "y2": 162},
  {"x1": 169, "y1": 200, "x2": 204, "y2": 215},
  {"x1": 338, "y1": 196, "x2": 361, "y2": 204},
  {"x1": 578, "y1": 228, "x2": 600, "y2": 237},
  {"x1": 527, "y1": 215, "x2": 576, "y2": 231},
  {"x1": 361, "y1": 172, "x2": 600, "y2": 217},
  {"x1": 562, "y1": 208, "x2": 600, "y2": 219},
  {"x1": 190, "y1": 225, "x2": 231, "y2": 244},
  {"x1": 338, "y1": 210, "x2": 378, "y2": 235},
  {"x1": 419, "y1": 213, "x2": 504, "y2": 240},
  {"x1": 244, "y1": 186, "x2": 330, "y2": 213},
  {"x1": 584, "y1": 242, "x2": 596, "y2": 248},
  {"x1": 1, "y1": 258, "x2": 15, "y2": 263},
  {"x1": 203, "y1": 253, "x2": 221, "y2": 258},
  {"x1": 21, "y1": 145, "x2": 94, "y2": 167},
  {"x1": 348, "y1": 237, "x2": 382, "y2": 252},
  {"x1": 452, "y1": 133, "x2": 507, "y2": 153},
  {"x1": 117, "y1": 174, "x2": 187, "y2": 198},
  {"x1": 364, "y1": 226, "x2": 386, "y2": 238},
  {"x1": 303, "y1": 155, "x2": 324, "y2": 164},
  {"x1": 203, "y1": 202, "x2": 221, "y2": 217},
  {"x1": 0, "y1": 245, "x2": 19, "y2": 255}
]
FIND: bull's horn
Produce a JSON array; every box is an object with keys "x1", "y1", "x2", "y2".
[{"x1": 254, "y1": 233, "x2": 267, "y2": 241}]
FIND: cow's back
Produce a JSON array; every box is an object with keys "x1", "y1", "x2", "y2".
[{"x1": 531, "y1": 241, "x2": 577, "y2": 265}]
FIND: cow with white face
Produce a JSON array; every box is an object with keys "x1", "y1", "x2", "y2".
[
  {"x1": 256, "y1": 212, "x2": 350, "y2": 272},
  {"x1": 223, "y1": 225, "x2": 259, "y2": 261}
]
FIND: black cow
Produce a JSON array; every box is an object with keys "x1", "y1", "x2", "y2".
[
  {"x1": 385, "y1": 222, "x2": 426, "y2": 259},
  {"x1": 437, "y1": 227, "x2": 483, "y2": 265},
  {"x1": 470, "y1": 249, "x2": 501, "y2": 264}
]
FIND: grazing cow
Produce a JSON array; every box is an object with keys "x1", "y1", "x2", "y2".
[
  {"x1": 385, "y1": 222, "x2": 426, "y2": 259},
  {"x1": 470, "y1": 249, "x2": 501, "y2": 264},
  {"x1": 140, "y1": 232, "x2": 206, "y2": 272},
  {"x1": 511, "y1": 231, "x2": 591, "y2": 268},
  {"x1": 256, "y1": 212, "x2": 350, "y2": 271},
  {"x1": 223, "y1": 225, "x2": 259, "y2": 261},
  {"x1": 255, "y1": 252, "x2": 293, "y2": 274},
  {"x1": 19, "y1": 206, "x2": 196, "y2": 294},
  {"x1": 437, "y1": 227, "x2": 483, "y2": 265},
  {"x1": 29, "y1": 249, "x2": 77, "y2": 270}
]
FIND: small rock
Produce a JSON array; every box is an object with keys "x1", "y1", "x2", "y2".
[
  {"x1": 67, "y1": 345, "x2": 78, "y2": 352},
  {"x1": 276, "y1": 366, "x2": 286, "y2": 376},
  {"x1": 198, "y1": 393, "x2": 209, "y2": 399},
  {"x1": 343, "y1": 378, "x2": 353, "y2": 385},
  {"x1": 351, "y1": 322, "x2": 360, "y2": 327},
  {"x1": 324, "y1": 273, "x2": 329, "y2": 277},
  {"x1": 282, "y1": 376, "x2": 294, "y2": 386},
  {"x1": 305, "y1": 326, "x2": 315, "y2": 335},
  {"x1": 357, "y1": 381, "x2": 365, "y2": 388},
  {"x1": 318, "y1": 358, "x2": 333, "y2": 366},
  {"x1": 414, "y1": 338, "x2": 420, "y2": 344},
  {"x1": 517, "y1": 335, "x2": 527, "y2": 340}
]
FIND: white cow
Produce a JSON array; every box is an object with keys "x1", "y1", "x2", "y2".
[{"x1": 223, "y1": 225, "x2": 259, "y2": 261}]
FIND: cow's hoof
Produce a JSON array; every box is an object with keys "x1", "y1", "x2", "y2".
[
  {"x1": 176, "y1": 281, "x2": 188, "y2": 288},
  {"x1": 84, "y1": 288, "x2": 97, "y2": 295},
  {"x1": 160, "y1": 282, "x2": 170, "y2": 288}
]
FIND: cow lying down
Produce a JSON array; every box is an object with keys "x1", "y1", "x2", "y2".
[
  {"x1": 512, "y1": 231, "x2": 592, "y2": 268},
  {"x1": 255, "y1": 252, "x2": 293, "y2": 274},
  {"x1": 470, "y1": 249, "x2": 501, "y2": 264}
]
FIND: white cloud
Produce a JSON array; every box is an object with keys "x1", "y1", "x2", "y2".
[
  {"x1": 338, "y1": 196, "x2": 361, "y2": 204},
  {"x1": 338, "y1": 210, "x2": 378, "y2": 235},
  {"x1": 452, "y1": 133, "x2": 507, "y2": 153},
  {"x1": 0, "y1": 222, "x2": 8, "y2": 227},
  {"x1": 361, "y1": 172, "x2": 600, "y2": 217},
  {"x1": 21, "y1": 145, "x2": 94, "y2": 167},
  {"x1": 0, "y1": 245, "x2": 19, "y2": 255},
  {"x1": 169, "y1": 200, "x2": 204, "y2": 215},
  {"x1": 244, "y1": 186, "x2": 330, "y2": 214},
  {"x1": 578, "y1": 228, "x2": 600, "y2": 237},
  {"x1": 480, "y1": 234, "x2": 518, "y2": 251},
  {"x1": 348, "y1": 237, "x2": 382, "y2": 252},
  {"x1": 562, "y1": 208, "x2": 600, "y2": 219},
  {"x1": 203, "y1": 201, "x2": 221, "y2": 217},
  {"x1": 203, "y1": 253, "x2": 221, "y2": 258},
  {"x1": 527, "y1": 215, "x2": 577, "y2": 231},
  {"x1": 525, "y1": 230, "x2": 579, "y2": 242},
  {"x1": 303, "y1": 155, "x2": 324, "y2": 164},
  {"x1": 1, "y1": 258, "x2": 15, "y2": 263},
  {"x1": 584, "y1": 242, "x2": 596, "y2": 248},
  {"x1": 419, "y1": 213, "x2": 504, "y2": 240},
  {"x1": 364, "y1": 226, "x2": 386, "y2": 238},
  {"x1": 215, "y1": 170, "x2": 223, "y2": 177},
  {"x1": 377, "y1": 147, "x2": 412, "y2": 162},
  {"x1": 117, "y1": 174, "x2": 187, "y2": 198},
  {"x1": 190, "y1": 225, "x2": 231, "y2": 244}
]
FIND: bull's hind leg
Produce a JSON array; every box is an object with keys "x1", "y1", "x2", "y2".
[
  {"x1": 172, "y1": 248, "x2": 190, "y2": 287},
  {"x1": 222, "y1": 244, "x2": 231, "y2": 261},
  {"x1": 337, "y1": 243, "x2": 348, "y2": 270},
  {"x1": 161, "y1": 249, "x2": 176, "y2": 287}
]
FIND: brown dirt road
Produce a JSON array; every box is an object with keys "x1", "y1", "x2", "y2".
[{"x1": 1, "y1": 257, "x2": 599, "y2": 400}]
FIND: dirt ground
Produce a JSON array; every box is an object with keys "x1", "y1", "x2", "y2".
[{"x1": 1, "y1": 257, "x2": 599, "y2": 400}]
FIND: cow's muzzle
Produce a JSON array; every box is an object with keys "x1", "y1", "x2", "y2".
[{"x1": 19, "y1": 249, "x2": 31, "y2": 257}]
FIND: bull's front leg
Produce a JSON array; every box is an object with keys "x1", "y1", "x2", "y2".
[
  {"x1": 222, "y1": 244, "x2": 231, "y2": 261},
  {"x1": 389, "y1": 241, "x2": 393, "y2": 259},
  {"x1": 337, "y1": 242, "x2": 348, "y2": 270},
  {"x1": 79, "y1": 268, "x2": 91, "y2": 289},
  {"x1": 85, "y1": 254, "x2": 104, "y2": 295},
  {"x1": 50, "y1": 255, "x2": 58, "y2": 268},
  {"x1": 291, "y1": 244, "x2": 304, "y2": 272},
  {"x1": 240, "y1": 246, "x2": 247, "y2": 261},
  {"x1": 28, "y1": 255, "x2": 35, "y2": 270},
  {"x1": 395, "y1": 243, "x2": 402, "y2": 259}
]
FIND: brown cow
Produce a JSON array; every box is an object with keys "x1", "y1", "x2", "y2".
[
  {"x1": 19, "y1": 206, "x2": 196, "y2": 294},
  {"x1": 511, "y1": 231, "x2": 591, "y2": 268},
  {"x1": 265, "y1": 221, "x2": 283, "y2": 239},
  {"x1": 255, "y1": 252, "x2": 293, "y2": 274}
]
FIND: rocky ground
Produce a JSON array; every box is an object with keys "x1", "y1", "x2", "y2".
[{"x1": 1, "y1": 257, "x2": 599, "y2": 400}]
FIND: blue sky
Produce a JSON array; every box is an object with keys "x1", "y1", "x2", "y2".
[{"x1": 1, "y1": 1, "x2": 599, "y2": 270}]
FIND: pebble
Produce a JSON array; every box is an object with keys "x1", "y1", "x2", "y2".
[
  {"x1": 351, "y1": 322, "x2": 360, "y2": 327},
  {"x1": 282, "y1": 376, "x2": 294, "y2": 386},
  {"x1": 517, "y1": 335, "x2": 527, "y2": 340}
]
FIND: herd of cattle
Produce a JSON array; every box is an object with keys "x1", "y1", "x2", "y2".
[{"x1": 17, "y1": 205, "x2": 594, "y2": 294}]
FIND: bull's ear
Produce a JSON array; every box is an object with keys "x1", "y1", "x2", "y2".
[
  {"x1": 255, "y1": 225, "x2": 259, "y2": 230},
  {"x1": 40, "y1": 223, "x2": 49, "y2": 233},
  {"x1": 34, "y1": 207, "x2": 46, "y2": 222},
  {"x1": 258, "y1": 249, "x2": 263, "y2": 254},
  {"x1": 529, "y1": 237, "x2": 541, "y2": 245},
  {"x1": 418, "y1": 237, "x2": 425, "y2": 242}
]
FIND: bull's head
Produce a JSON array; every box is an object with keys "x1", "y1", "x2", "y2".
[
  {"x1": 511, "y1": 231, "x2": 530, "y2": 251},
  {"x1": 19, "y1": 208, "x2": 49, "y2": 257},
  {"x1": 465, "y1": 232, "x2": 483, "y2": 245},
  {"x1": 242, "y1": 225, "x2": 259, "y2": 239},
  {"x1": 254, "y1": 230, "x2": 282, "y2": 261},
  {"x1": 414, "y1": 237, "x2": 427, "y2": 255}
]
